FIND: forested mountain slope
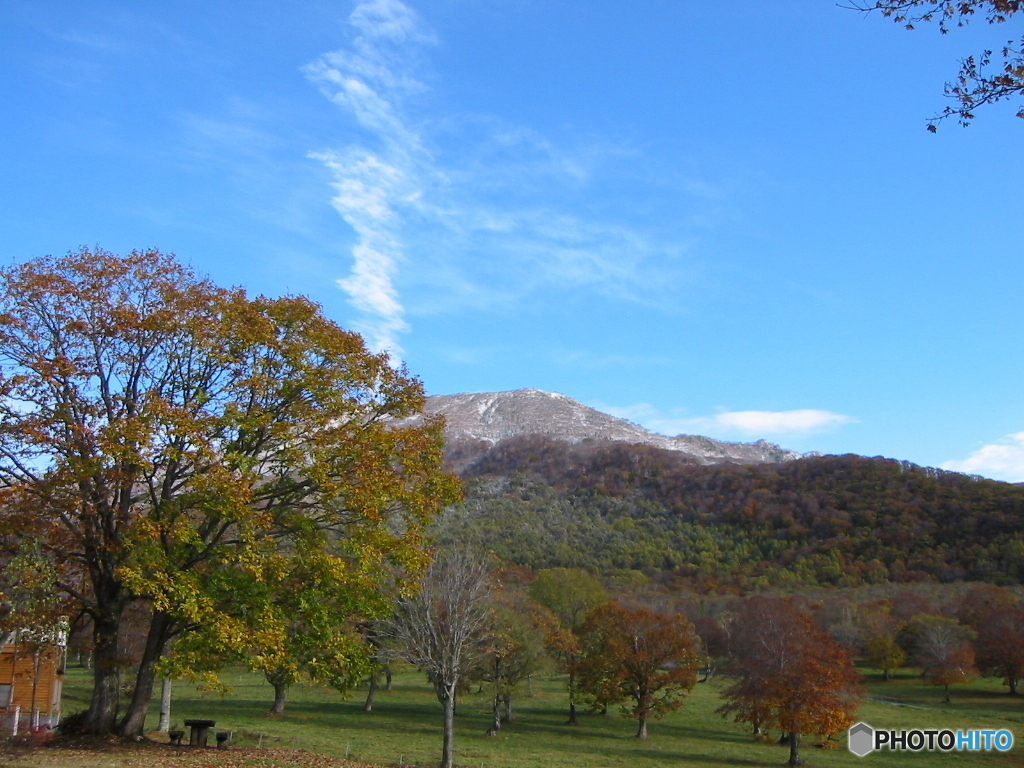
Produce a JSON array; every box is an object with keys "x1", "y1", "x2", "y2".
[{"x1": 434, "y1": 436, "x2": 1024, "y2": 590}]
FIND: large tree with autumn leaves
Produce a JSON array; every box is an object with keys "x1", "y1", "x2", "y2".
[
  {"x1": 576, "y1": 604, "x2": 701, "y2": 740},
  {"x1": 719, "y1": 596, "x2": 861, "y2": 767},
  {"x1": 0, "y1": 248, "x2": 460, "y2": 736}
]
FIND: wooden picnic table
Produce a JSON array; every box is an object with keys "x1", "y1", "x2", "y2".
[{"x1": 183, "y1": 719, "x2": 216, "y2": 748}]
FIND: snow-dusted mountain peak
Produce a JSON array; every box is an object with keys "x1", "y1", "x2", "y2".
[{"x1": 425, "y1": 389, "x2": 805, "y2": 465}]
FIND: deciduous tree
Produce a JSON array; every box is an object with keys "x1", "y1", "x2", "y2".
[
  {"x1": 858, "y1": 599, "x2": 905, "y2": 680},
  {"x1": 0, "y1": 544, "x2": 66, "y2": 640},
  {"x1": 0, "y1": 248, "x2": 458, "y2": 736},
  {"x1": 0, "y1": 544, "x2": 69, "y2": 723},
  {"x1": 956, "y1": 584, "x2": 1024, "y2": 694},
  {"x1": 853, "y1": 1, "x2": 1024, "y2": 127},
  {"x1": 905, "y1": 615, "x2": 977, "y2": 702},
  {"x1": 719, "y1": 596, "x2": 861, "y2": 767},
  {"x1": 577, "y1": 603, "x2": 700, "y2": 739},
  {"x1": 360, "y1": 621, "x2": 393, "y2": 712},
  {"x1": 243, "y1": 551, "x2": 386, "y2": 714},
  {"x1": 385, "y1": 552, "x2": 493, "y2": 768},
  {"x1": 692, "y1": 613, "x2": 729, "y2": 682},
  {"x1": 475, "y1": 589, "x2": 550, "y2": 736},
  {"x1": 866, "y1": 634, "x2": 907, "y2": 681},
  {"x1": 529, "y1": 568, "x2": 607, "y2": 724},
  {"x1": 974, "y1": 606, "x2": 1024, "y2": 694}
]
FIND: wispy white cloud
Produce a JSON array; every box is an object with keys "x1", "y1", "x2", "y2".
[
  {"x1": 943, "y1": 432, "x2": 1024, "y2": 482},
  {"x1": 348, "y1": 0, "x2": 429, "y2": 42},
  {"x1": 304, "y1": 0, "x2": 434, "y2": 356},
  {"x1": 688, "y1": 409, "x2": 855, "y2": 436},
  {"x1": 312, "y1": 148, "x2": 410, "y2": 350},
  {"x1": 598, "y1": 402, "x2": 663, "y2": 423},
  {"x1": 305, "y1": 0, "x2": 701, "y2": 356},
  {"x1": 598, "y1": 402, "x2": 855, "y2": 438}
]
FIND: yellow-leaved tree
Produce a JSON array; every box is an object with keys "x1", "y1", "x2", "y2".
[{"x1": 0, "y1": 248, "x2": 460, "y2": 736}]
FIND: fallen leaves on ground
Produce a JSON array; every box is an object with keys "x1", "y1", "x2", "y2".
[{"x1": 1, "y1": 739, "x2": 379, "y2": 768}]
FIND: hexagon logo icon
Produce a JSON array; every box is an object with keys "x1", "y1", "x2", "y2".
[{"x1": 848, "y1": 722, "x2": 874, "y2": 757}]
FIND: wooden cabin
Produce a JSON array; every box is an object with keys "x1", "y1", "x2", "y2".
[{"x1": 0, "y1": 629, "x2": 66, "y2": 732}]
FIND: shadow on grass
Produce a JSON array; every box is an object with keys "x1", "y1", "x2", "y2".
[
  {"x1": 631, "y1": 747, "x2": 772, "y2": 767},
  {"x1": 462, "y1": 730, "x2": 774, "y2": 768}
]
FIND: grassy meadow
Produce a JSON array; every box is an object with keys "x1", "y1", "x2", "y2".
[{"x1": 56, "y1": 664, "x2": 1024, "y2": 767}]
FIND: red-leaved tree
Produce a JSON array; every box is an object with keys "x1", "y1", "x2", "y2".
[
  {"x1": 958, "y1": 584, "x2": 1024, "y2": 694},
  {"x1": 719, "y1": 596, "x2": 861, "y2": 767},
  {"x1": 577, "y1": 604, "x2": 700, "y2": 739}
]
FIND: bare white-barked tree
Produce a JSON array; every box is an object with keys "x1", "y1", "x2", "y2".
[{"x1": 385, "y1": 552, "x2": 493, "y2": 768}]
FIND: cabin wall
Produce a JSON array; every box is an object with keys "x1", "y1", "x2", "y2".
[{"x1": 0, "y1": 644, "x2": 64, "y2": 715}]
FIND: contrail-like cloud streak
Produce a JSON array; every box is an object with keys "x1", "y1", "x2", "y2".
[
  {"x1": 305, "y1": 0, "x2": 432, "y2": 356},
  {"x1": 307, "y1": 0, "x2": 692, "y2": 356}
]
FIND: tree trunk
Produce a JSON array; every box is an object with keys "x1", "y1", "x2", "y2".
[
  {"x1": 637, "y1": 712, "x2": 648, "y2": 739},
  {"x1": 634, "y1": 689, "x2": 651, "y2": 738},
  {"x1": 158, "y1": 678, "x2": 172, "y2": 732},
  {"x1": 30, "y1": 650, "x2": 41, "y2": 723},
  {"x1": 81, "y1": 615, "x2": 122, "y2": 734},
  {"x1": 487, "y1": 687, "x2": 501, "y2": 736},
  {"x1": 943, "y1": 685, "x2": 950, "y2": 704},
  {"x1": 441, "y1": 683, "x2": 457, "y2": 768},
  {"x1": 502, "y1": 694, "x2": 513, "y2": 724},
  {"x1": 1009, "y1": 677, "x2": 1018, "y2": 695},
  {"x1": 567, "y1": 670, "x2": 578, "y2": 725},
  {"x1": 882, "y1": 667, "x2": 890, "y2": 681},
  {"x1": 363, "y1": 674, "x2": 379, "y2": 712},
  {"x1": 265, "y1": 666, "x2": 292, "y2": 715},
  {"x1": 119, "y1": 610, "x2": 175, "y2": 737},
  {"x1": 6, "y1": 640, "x2": 16, "y2": 715},
  {"x1": 384, "y1": 666, "x2": 393, "y2": 691},
  {"x1": 269, "y1": 681, "x2": 288, "y2": 715},
  {"x1": 788, "y1": 731, "x2": 801, "y2": 766}
]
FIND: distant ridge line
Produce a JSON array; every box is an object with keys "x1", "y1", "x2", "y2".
[{"x1": 425, "y1": 388, "x2": 807, "y2": 465}]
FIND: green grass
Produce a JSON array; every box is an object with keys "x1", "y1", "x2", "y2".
[{"x1": 59, "y1": 665, "x2": 1024, "y2": 767}]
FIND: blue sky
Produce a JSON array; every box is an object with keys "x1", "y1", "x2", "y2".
[{"x1": 2, "y1": 0, "x2": 1023, "y2": 479}]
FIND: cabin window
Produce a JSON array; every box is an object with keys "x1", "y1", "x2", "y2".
[{"x1": 0, "y1": 684, "x2": 10, "y2": 707}]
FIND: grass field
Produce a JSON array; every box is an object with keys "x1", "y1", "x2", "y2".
[{"x1": 49, "y1": 664, "x2": 1024, "y2": 767}]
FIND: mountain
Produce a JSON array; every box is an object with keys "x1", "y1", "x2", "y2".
[
  {"x1": 425, "y1": 389, "x2": 805, "y2": 466},
  {"x1": 433, "y1": 436, "x2": 1024, "y2": 589},
  {"x1": 422, "y1": 391, "x2": 1024, "y2": 589}
]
